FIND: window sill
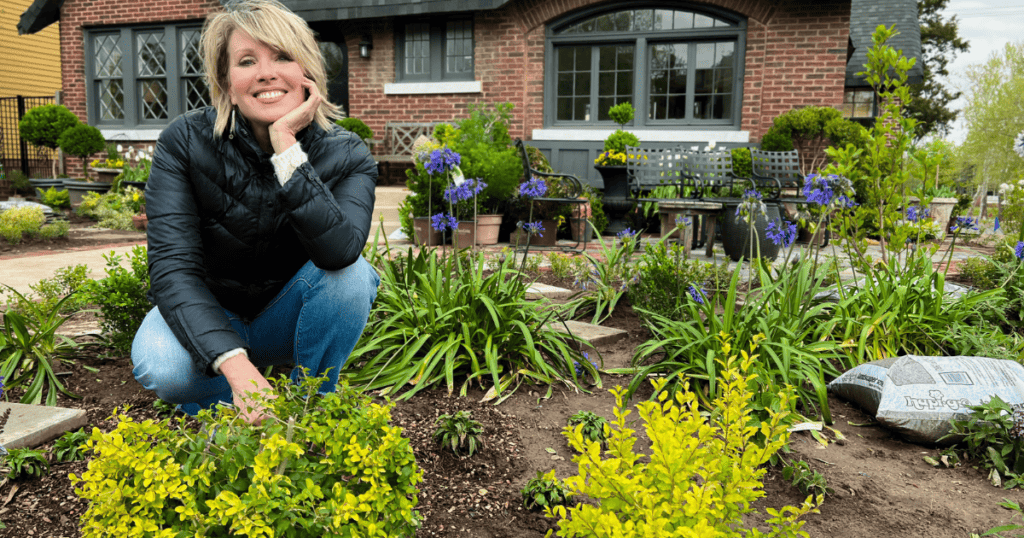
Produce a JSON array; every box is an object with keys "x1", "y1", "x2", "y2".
[
  {"x1": 383, "y1": 81, "x2": 482, "y2": 95},
  {"x1": 531, "y1": 129, "x2": 750, "y2": 144},
  {"x1": 99, "y1": 128, "x2": 164, "y2": 142}
]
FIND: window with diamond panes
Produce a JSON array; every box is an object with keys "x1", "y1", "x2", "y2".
[
  {"x1": 94, "y1": 34, "x2": 125, "y2": 121},
  {"x1": 87, "y1": 25, "x2": 207, "y2": 128},
  {"x1": 548, "y1": 5, "x2": 744, "y2": 128},
  {"x1": 180, "y1": 29, "x2": 210, "y2": 112},
  {"x1": 397, "y1": 19, "x2": 474, "y2": 82}
]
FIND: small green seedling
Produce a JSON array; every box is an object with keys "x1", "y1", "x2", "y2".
[
  {"x1": 52, "y1": 428, "x2": 89, "y2": 463},
  {"x1": 152, "y1": 399, "x2": 176, "y2": 416},
  {"x1": 782, "y1": 460, "x2": 833, "y2": 497},
  {"x1": 521, "y1": 470, "x2": 574, "y2": 511},
  {"x1": 2, "y1": 448, "x2": 50, "y2": 480},
  {"x1": 566, "y1": 410, "x2": 607, "y2": 446},
  {"x1": 433, "y1": 410, "x2": 484, "y2": 457}
]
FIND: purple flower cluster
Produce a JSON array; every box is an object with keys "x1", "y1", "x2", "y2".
[
  {"x1": 803, "y1": 174, "x2": 855, "y2": 208},
  {"x1": 675, "y1": 215, "x2": 692, "y2": 228},
  {"x1": 766, "y1": 219, "x2": 798, "y2": 248},
  {"x1": 518, "y1": 177, "x2": 548, "y2": 198},
  {"x1": 431, "y1": 212, "x2": 458, "y2": 232},
  {"x1": 422, "y1": 148, "x2": 461, "y2": 175},
  {"x1": 443, "y1": 178, "x2": 488, "y2": 204},
  {"x1": 617, "y1": 228, "x2": 637, "y2": 241},
  {"x1": 905, "y1": 205, "x2": 930, "y2": 223},
  {"x1": 573, "y1": 352, "x2": 598, "y2": 377},
  {"x1": 687, "y1": 285, "x2": 705, "y2": 305},
  {"x1": 1016, "y1": 241, "x2": 1024, "y2": 261},
  {"x1": 949, "y1": 216, "x2": 979, "y2": 233},
  {"x1": 522, "y1": 221, "x2": 545, "y2": 236}
]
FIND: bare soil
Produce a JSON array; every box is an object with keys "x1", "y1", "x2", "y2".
[{"x1": 0, "y1": 227, "x2": 1020, "y2": 537}]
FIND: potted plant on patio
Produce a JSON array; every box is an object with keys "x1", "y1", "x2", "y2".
[
  {"x1": 58, "y1": 123, "x2": 110, "y2": 206},
  {"x1": 594, "y1": 102, "x2": 639, "y2": 234},
  {"x1": 18, "y1": 104, "x2": 79, "y2": 192},
  {"x1": 89, "y1": 142, "x2": 127, "y2": 183}
]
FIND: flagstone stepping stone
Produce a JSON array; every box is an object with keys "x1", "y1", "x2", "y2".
[
  {"x1": 0, "y1": 402, "x2": 87, "y2": 451},
  {"x1": 547, "y1": 320, "x2": 627, "y2": 348},
  {"x1": 526, "y1": 282, "x2": 575, "y2": 300}
]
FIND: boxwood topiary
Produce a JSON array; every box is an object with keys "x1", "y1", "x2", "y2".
[
  {"x1": 19, "y1": 104, "x2": 80, "y2": 179},
  {"x1": 71, "y1": 374, "x2": 422, "y2": 537},
  {"x1": 336, "y1": 117, "x2": 374, "y2": 142},
  {"x1": 760, "y1": 105, "x2": 867, "y2": 174},
  {"x1": 603, "y1": 129, "x2": 640, "y2": 153},
  {"x1": 58, "y1": 123, "x2": 106, "y2": 176}
]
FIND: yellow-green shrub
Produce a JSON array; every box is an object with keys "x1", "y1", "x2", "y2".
[
  {"x1": 0, "y1": 206, "x2": 47, "y2": 244},
  {"x1": 546, "y1": 334, "x2": 821, "y2": 537},
  {"x1": 71, "y1": 375, "x2": 422, "y2": 537}
]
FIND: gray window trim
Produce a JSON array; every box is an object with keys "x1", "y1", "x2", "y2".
[
  {"x1": 85, "y1": 22, "x2": 205, "y2": 129},
  {"x1": 394, "y1": 18, "x2": 475, "y2": 83},
  {"x1": 543, "y1": 2, "x2": 746, "y2": 130}
]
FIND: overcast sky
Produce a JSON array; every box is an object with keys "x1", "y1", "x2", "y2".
[{"x1": 939, "y1": 1, "x2": 1024, "y2": 143}]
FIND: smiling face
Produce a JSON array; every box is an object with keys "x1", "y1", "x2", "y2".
[{"x1": 226, "y1": 29, "x2": 306, "y2": 133}]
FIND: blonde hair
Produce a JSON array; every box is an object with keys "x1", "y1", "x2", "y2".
[{"x1": 200, "y1": 0, "x2": 339, "y2": 136}]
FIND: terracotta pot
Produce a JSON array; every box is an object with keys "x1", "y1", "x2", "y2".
[
  {"x1": 412, "y1": 217, "x2": 442, "y2": 246},
  {"x1": 452, "y1": 221, "x2": 476, "y2": 249},
  {"x1": 132, "y1": 214, "x2": 148, "y2": 231},
  {"x1": 473, "y1": 214, "x2": 502, "y2": 245},
  {"x1": 509, "y1": 219, "x2": 558, "y2": 247},
  {"x1": 570, "y1": 217, "x2": 594, "y2": 241}
]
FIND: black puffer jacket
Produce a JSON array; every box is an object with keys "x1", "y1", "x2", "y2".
[{"x1": 146, "y1": 107, "x2": 376, "y2": 375}]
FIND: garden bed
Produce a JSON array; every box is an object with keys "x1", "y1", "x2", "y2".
[
  {"x1": 0, "y1": 212, "x2": 143, "y2": 259},
  {"x1": 0, "y1": 278, "x2": 1018, "y2": 537}
]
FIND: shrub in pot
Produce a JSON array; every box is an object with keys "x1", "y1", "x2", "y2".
[
  {"x1": 58, "y1": 123, "x2": 106, "y2": 179},
  {"x1": 18, "y1": 104, "x2": 80, "y2": 179},
  {"x1": 336, "y1": 117, "x2": 374, "y2": 143}
]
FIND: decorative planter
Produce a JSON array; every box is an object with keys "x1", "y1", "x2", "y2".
[
  {"x1": 594, "y1": 165, "x2": 632, "y2": 234},
  {"x1": 132, "y1": 214, "x2": 148, "y2": 231},
  {"x1": 928, "y1": 197, "x2": 957, "y2": 238},
  {"x1": 29, "y1": 178, "x2": 63, "y2": 197},
  {"x1": 570, "y1": 217, "x2": 594, "y2": 241},
  {"x1": 63, "y1": 179, "x2": 111, "y2": 207},
  {"x1": 412, "y1": 217, "x2": 443, "y2": 247},
  {"x1": 510, "y1": 219, "x2": 558, "y2": 247},
  {"x1": 473, "y1": 214, "x2": 502, "y2": 245},
  {"x1": 720, "y1": 201, "x2": 782, "y2": 262},
  {"x1": 90, "y1": 167, "x2": 122, "y2": 183},
  {"x1": 452, "y1": 221, "x2": 477, "y2": 249}
]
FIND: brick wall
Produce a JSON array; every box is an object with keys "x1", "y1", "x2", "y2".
[{"x1": 56, "y1": 0, "x2": 850, "y2": 174}]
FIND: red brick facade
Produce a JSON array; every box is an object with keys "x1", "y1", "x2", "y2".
[{"x1": 55, "y1": 0, "x2": 849, "y2": 175}]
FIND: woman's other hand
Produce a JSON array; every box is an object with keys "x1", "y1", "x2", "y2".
[
  {"x1": 219, "y1": 352, "x2": 277, "y2": 424},
  {"x1": 268, "y1": 77, "x2": 321, "y2": 155}
]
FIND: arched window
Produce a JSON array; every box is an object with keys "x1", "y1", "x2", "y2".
[{"x1": 545, "y1": 5, "x2": 745, "y2": 129}]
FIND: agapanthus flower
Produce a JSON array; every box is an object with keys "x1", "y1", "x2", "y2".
[
  {"x1": 803, "y1": 174, "x2": 855, "y2": 208},
  {"x1": 949, "y1": 216, "x2": 979, "y2": 234},
  {"x1": 735, "y1": 189, "x2": 767, "y2": 224},
  {"x1": 522, "y1": 221, "x2": 545, "y2": 236},
  {"x1": 443, "y1": 178, "x2": 487, "y2": 204},
  {"x1": 687, "y1": 285, "x2": 705, "y2": 305},
  {"x1": 422, "y1": 148, "x2": 461, "y2": 175},
  {"x1": 617, "y1": 227, "x2": 637, "y2": 241},
  {"x1": 766, "y1": 219, "x2": 798, "y2": 248},
  {"x1": 1015, "y1": 241, "x2": 1024, "y2": 261},
  {"x1": 431, "y1": 212, "x2": 458, "y2": 232},
  {"x1": 905, "y1": 205, "x2": 930, "y2": 223},
  {"x1": 518, "y1": 177, "x2": 548, "y2": 198},
  {"x1": 675, "y1": 215, "x2": 691, "y2": 228}
]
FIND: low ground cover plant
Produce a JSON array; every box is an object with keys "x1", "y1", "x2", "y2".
[
  {"x1": 0, "y1": 206, "x2": 68, "y2": 244},
  {"x1": 941, "y1": 396, "x2": 1024, "y2": 489},
  {"x1": 521, "y1": 470, "x2": 574, "y2": 511},
  {"x1": 346, "y1": 245, "x2": 597, "y2": 402},
  {"x1": 76, "y1": 187, "x2": 146, "y2": 231},
  {"x1": 546, "y1": 335, "x2": 820, "y2": 536},
  {"x1": 1, "y1": 447, "x2": 50, "y2": 480},
  {"x1": 433, "y1": 410, "x2": 484, "y2": 457},
  {"x1": 72, "y1": 374, "x2": 422, "y2": 537},
  {"x1": 565, "y1": 410, "x2": 606, "y2": 446},
  {"x1": 52, "y1": 428, "x2": 90, "y2": 463},
  {"x1": 39, "y1": 186, "x2": 71, "y2": 209}
]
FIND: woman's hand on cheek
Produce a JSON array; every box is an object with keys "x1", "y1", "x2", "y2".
[{"x1": 268, "y1": 77, "x2": 321, "y2": 154}]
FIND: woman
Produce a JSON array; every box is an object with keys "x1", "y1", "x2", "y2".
[{"x1": 131, "y1": 0, "x2": 378, "y2": 423}]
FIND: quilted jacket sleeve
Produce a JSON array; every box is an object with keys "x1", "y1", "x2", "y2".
[
  {"x1": 146, "y1": 116, "x2": 247, "y2": 376},
  {"x1": 277, "y1": 129, "x2": 377, "y2": 269}
]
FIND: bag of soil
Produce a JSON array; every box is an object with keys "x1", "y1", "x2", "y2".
[{"x1": 829, "y1": 355, "x2": 1024, "y2": 444}]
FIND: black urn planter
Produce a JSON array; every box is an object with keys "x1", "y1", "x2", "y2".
[
  {"x1": 720, "y1": 201, "x2": 783, "y2": 262},
  {"x1": 594, "y1": 165, "x2": 633, "y2": 235}
]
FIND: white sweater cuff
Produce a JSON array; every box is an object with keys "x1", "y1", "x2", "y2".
[
  {"x1": 270, "y1": 143, "x2": 309, "y2": 186},
  {"x1": 212, "y1": 347, "x2": 248, "y2": 375}
]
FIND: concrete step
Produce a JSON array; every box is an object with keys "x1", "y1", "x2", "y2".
[{"x1": 0, "y1": 402, "x2": 88, "y2": 450}]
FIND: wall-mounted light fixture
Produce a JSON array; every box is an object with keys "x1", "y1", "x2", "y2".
[{"x1": 359, "y1": 35, "x2": 373, "y2": 59}]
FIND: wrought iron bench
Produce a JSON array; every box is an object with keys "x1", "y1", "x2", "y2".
[{"x1": 514, "y1": 139, "x2": 589, "y2": 253}]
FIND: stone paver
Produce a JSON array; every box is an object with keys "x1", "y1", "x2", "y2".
[
  {"x1": 0, "y1": 402, "x2": 88, "y2": 450},
  {"x1": 526, "y1": 282, "x2": 575, "y2": 300},
  {"x1": 548, "y1": 320, "x2": 628, "y2": 348}
]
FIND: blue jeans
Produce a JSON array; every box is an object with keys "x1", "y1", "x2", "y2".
[{"x1": 131, "y1": 257, "x2": 379, "y2": 414}]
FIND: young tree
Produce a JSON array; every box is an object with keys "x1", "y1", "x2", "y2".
[{"x1": 906, "y1": 0, "x2": 970, "y2": 140}]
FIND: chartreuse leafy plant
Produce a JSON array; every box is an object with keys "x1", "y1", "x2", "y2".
[
  {"x1": 522, "y1": 470, "x2": 574, "y2": 511},
  {"x1": 433, "y1": 410, "x2": 484, "y2": 457},
  {"x1": 545, "y1": 335, "x2": 820, "y2": 537},
  {"x1": 347, "y1": 246, "x2": 598, "y2": 402},
  {"x1": 1, "y1": 447, "x2": 50, "y2": 480},
  {"x1": 71, "y1": 373, "x2": 422, "y2": 537},
  {"x1": 1, "y1": 286, "x2": 79, "y2": 405}
]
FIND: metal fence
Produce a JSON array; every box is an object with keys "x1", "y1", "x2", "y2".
[{"x1": 0, "y1": 95, "x2": 58, "y2": 180}]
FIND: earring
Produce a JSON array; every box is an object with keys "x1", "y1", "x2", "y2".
[{"x1": 229, "y1": 108, "x2": 236, "y2": 140}]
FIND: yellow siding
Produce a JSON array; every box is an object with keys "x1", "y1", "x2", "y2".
[{"x1": 0, "y1": 0, "x2": 61, "y2": 98}]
